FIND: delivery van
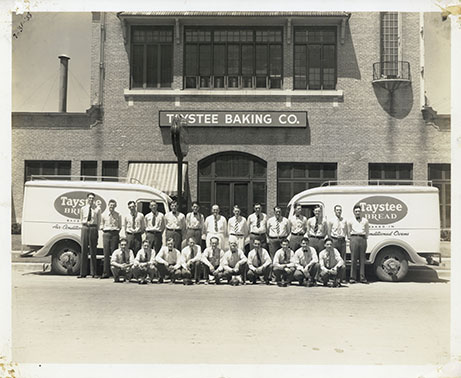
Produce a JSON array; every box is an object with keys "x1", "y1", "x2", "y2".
[
  {"x1": 21, "y1": 177, "x2": 171, "y2": 275},
  {"x1": 286, "y1": 184, "x2": 440, "y2": 281}
]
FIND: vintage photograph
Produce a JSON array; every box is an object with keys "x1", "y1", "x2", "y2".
[{"x1": 7, "y1": 2, "x2": 455, "y2": 376}]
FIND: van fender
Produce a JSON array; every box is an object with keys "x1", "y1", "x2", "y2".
[
  {"x1": 34, "y1": 233, "x2": 82, "y2": 257},
  {"x1": 368, "y1": 239, "x2": 427, "y2": 265}
]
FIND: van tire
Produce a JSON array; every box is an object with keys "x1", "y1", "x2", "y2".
[
  {"x1": 51, "y1": 241, "x2": 81, "y2": 275},
  {"x1": 374, "y1": 247, "x2": 409, "y2": 282}
]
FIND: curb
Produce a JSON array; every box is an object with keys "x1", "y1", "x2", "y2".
[{"x1": 12, "y1": 262, "x2": 50, "y2": 273}]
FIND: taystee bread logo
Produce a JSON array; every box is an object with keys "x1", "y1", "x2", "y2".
[
  {"x1": 54, "y1": 191, "x2": 106, "y2": 219},
  {"x1": 355, "y1": 196, "x2": 408, "y2": 225}
]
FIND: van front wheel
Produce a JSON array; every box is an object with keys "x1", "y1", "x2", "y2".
[
  {"x1": 51, "y1": 242, "x2": 81, "y2": 275},
  {"x1": 374, "y1": 248, "x2": 409, "y2": 282}
]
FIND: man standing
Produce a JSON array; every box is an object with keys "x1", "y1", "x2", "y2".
[
  {"x1": 288, "y1": 203, "x2": 308, "y2": 252},
  {"x1": 185, "y1": 201, "x2": 205, "y2": 249},
  {"x1": 318, "y1": 237, "x2": 346, "y2": 287},
  {"x1": 203, "y1": 204, "x2": 227, "y2": 248},
  {"x1": 79, "y1": 192, "x2": 101, "y2": 278},
  {"x1": 348, "y1": 204, "x2": 369, "y2": 284},
  {"x1": 164, "y1": 200, "x2": 186, "y2": 250},
  {"x1": 100, "y1": 199, "x2": 121, "y2": 279},
  {"x1": 272, "y1": 239, "x2": 296, "y2": 287},
  {"x1": 133, "y1": 239, "x2": 156, "y2": 284},
  {"x1": 201, "y1": 236, "x2": 225, "y2": 284},
  {"x1": 227, "y1": 205, "x2": 248, "y2": 251},
  {"x1": 266, "y1": 206, "x2": 290, "y2": 259},
  {"x1": 180, "y1": 237, "x2": 202, "y2": 284},
  {"x1": 110, "y1": 238, "x2": 135, "y2": 283},
  {"x1": 155, "y1": 237, "x2": 182, "y2": 283},
  {"x1": 220, "y1": 238, "x2": 247, "y2": 285},
  {"x1": 293, "y1": 237, "x2": 319, "y2": 286},
  {"x1": 328, "y1": 205, "x2": 348, "y2": 264},
  {"x1": 144, "y1": 200, "x2": 165, "y2": 254},
  {"x1": 247, "y1": 203, "x2": 267, "y2": 250},
  {"x1": 246, "y1": 238, "x2": 272, "y2": 285},
  {"x1": 123, "y1": 200, "x2": 145, "y2": 256},
  {"x1": 307, "y1": 206, "x2": 327, "y2": 253}
]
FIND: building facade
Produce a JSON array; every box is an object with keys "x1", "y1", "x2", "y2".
[{"x1": 12, "y1": 11, "x2": 451, "y2": 234}]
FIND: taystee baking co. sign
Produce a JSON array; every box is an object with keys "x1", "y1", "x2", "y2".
[{"x1": 159, "y1": 111, "x2": 308, "y2": 127}]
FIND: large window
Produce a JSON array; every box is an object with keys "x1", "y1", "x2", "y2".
[
  {"x1": 380, "y1": 12, "x2": 399, "y2": 77},
  {"x1": 428, "y1": 164, "x2": 450, "y2": 231},
  {"x1": 24, "y1": 160, "x2": 71, "y2": 182},
  {"x1": 80, "y1": 161, "x2": 97, "y2": 180},
  {"x1": 369, "y1": 163, "x2": 413, "y2": 185},
  {"x1": 102, "y1": 161, "x2": 119, "y2": 182},
  {"x1": 277, "y1": 163, "x2": 337, "y2": 213},
  {"x1": 294, "y1": 27, "x2": 337, "y2": 90},
  {"x1": 130, "y1": 26, "x2": 173, "y2": 88},
  {"x1": 184, "y1": 28, "x2": 283, "y2": 89}
]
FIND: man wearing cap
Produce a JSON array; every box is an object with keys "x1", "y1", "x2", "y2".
[
  {"x1": 185, "y1": 201, "x2": 205, "y2": 249},
  {"x1": 227, "y1": 205, "x2": 248, "y2": 251},
  {"x1": 272, "y1": 239, "x2": 296, "y2": 287},
  {"x1": 100, "y1": 199, "x2": 121, "y2": 279},
  {"x1": 123, "y1": 200, "x2": 145, "y2": 257},
  {"x1": 201, "y1": 236, "x2": 226, "y2": 284},
  {"x1": 164, "y1": 201, "x2": 186, "y2": 250},
  {"x1": 348, "y1": 204, "x2": 369, "y2": 284},
  {"x1": 220, "y1": 237, "x2": 247, "y2": 285},
  {"x1": 307, "y1": 206, "x2": 327, "y2": 253},
  {"x1": 318, "y1": 237, "x2": 346, "y2": 287},
  {"x1": 154, "y1": 237, "x2": 182, "y2": 283},
  {"x1": 144, "y1": 200, "x2": 165, "y2": 254},
  {"x1": 110, "y1": 238, "x2": 135, "y2": 283},
  {"x1": 203, "y1": 204, "x2": 227, "y2": 248},
  {"x1": 293, "y1": 237, "x2": 319, "y2": 286},
  {"x1": 180, "y1": 237, "x2": 202, "y2": 284},
  {"x1": 247, "y1": 203, "x2": 268, "y2": 250},
  {"x1": 266, "y1": 206, "x2": 290, "y2": 259},
  {"x1": 246, "y1": 238, "x2": 272, "y2": 285},
  {"x1": 288, "y1": 203, "x2": 308, "y2": 252},
  {"x1": 133, "y1": 239, "x2": 156, "y2": 284}
]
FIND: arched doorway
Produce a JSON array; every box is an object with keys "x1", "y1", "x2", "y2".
[{"x1": 198, "y1": 152, "x2": 267, "y2": 218}]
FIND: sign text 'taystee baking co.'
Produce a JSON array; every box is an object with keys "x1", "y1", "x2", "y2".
[{"x1": 159, "y1": 111, "x2": 308, "y2": 127}]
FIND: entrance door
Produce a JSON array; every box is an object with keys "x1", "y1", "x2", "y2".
[{"x1": 216, "y1": 182, "x2": 249, "y2": 218}]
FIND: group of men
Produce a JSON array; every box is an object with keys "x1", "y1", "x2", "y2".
[{"x1": 78, "y1": 192, "x2": 370, "y2": 286}]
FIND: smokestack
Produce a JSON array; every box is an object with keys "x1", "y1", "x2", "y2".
[{"x1": 58, "y1": 55, "x2": 70, "y2": 112}]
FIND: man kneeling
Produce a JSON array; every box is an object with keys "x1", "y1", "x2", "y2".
[
  {"x1": 220, "y1": 238, "x2": 247, "y2": 286},
  {"x1": 133, "y1": 239, "x2": 157, "y2": 284},
  {"x1": 110, "y1": 238, "x2": 135, "y2": 283},
  {"x1": 293, "y1": 237, "x2": 319, "y2": 287},
  {"x1": 201, "y1": 236, "x2": 225, "y2": 284},
  {"x1": 318, "y1": 238, "x2": 346, "y2": 287},
  {"x1": 155, "y1": 237, "x2": 182, "y2": 283},
  {"x1": 272, "y1": 239, "x2": 296, "y2": 287},
  {"x1": 247, "y1": 238, "x2": 272, "y2": 285}
]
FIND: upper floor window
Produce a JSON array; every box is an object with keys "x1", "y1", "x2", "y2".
[
  {"x1": 380, "y1": 12, "x2": 399, "y2": 77},
  {"x1": 369, "y1": 163, "x2": 413, "y2": 185},
  {"x1": 293, "y1": 27, "x2": 337, "y2": 90},
  {"x1": 130, "y1": 26, "x2": 173, "y2": 88},
  {"x1": 24, "y1": 160, "x2": 71, "y2": 182},
  {"x1": 184, "y1": 27, "x2": 283, "y2": 90}
]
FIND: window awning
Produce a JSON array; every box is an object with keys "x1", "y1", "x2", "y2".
[{"x1": 127, "y1": 163, "x2": 187, "y2": 196}]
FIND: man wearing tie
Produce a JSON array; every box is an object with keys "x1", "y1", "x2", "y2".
[
  {"x1": 201, "y1": 236, "x2": 225, "y2": 284},
  {"x1": 227, "y1": 205, "x2": 248, "y2": 251},
  {"x1": 100, "y1": 199, "x2": 121, "y2": 279},
  {"x1": 79, "y1": 192, "x2": 101, "y2": 278},
  {"x1": 203, "y1": 204, "x2": 227, "y2": 248},
  {"x1": 110, "y1": 238, "x2": 135, "y2": 283},
  {"x1": 123, "y1": 200, "x2": 145, "y2": 256},
  {"x1": 185, "y1": 201, "x2": 205, "y2": 249},
  {"x1": 266, "y1": 206, "x2": 290, "y2": 259},
  {"x1": 246, "y1": 238, "x2": 272, "y2": 285},
  {"x1": 220, "y1": 237, "x2": 247, "y2": 285},
  {"x1": 288, "y1": 203, "x2": 308, "y2": 252},
  {"x1": 272, "y1": 239, "x2": 296, "y2": 287},
  {"x1": 247, "y1": 203, "x2": 268, "y2": 250},
  {"x1": 293, "y1": 237, "x2": 319, "y2": 286},
  {"x1": 348, "y1": 204, "x2": 369, "y2": 284},
  {"x1": 133, "y1": 239, "x2": 156, "y2": 284},
  {"x1": 164, "y1": 201, "x2": 186, "y2": 250},
  {"x1": 307, "y1": 206, "x2": 327, "y2": 253},
  {"x1": 154, "y1": 237, "x2": 182, "y2": 283},
  {"x1": 180, "y1": 237, "x2": 202, "y2": 284},
  {"x1": 144, "y1": 200, "x2": 165, "y2": 254},
  {"x1": 318, "y1": 237, "x2": 345, "y2": 287}
]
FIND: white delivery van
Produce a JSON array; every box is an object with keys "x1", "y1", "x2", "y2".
[
  {"x1": 21, "y1": 178, "x2": 171, "y2": 274},
  {"x1": 286, "y1": 184, "x2": 440, "y2": 281}
]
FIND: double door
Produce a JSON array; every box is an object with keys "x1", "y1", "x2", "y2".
[{"x1": 215, "y1": 182, "x2": 249, "y2": 218}]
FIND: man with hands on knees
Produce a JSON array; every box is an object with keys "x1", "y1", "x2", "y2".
[
  {"x1": 272, "y1": 238, "x2": 296, "y2": 287},
  {"x1": 180, "y1": 237, "x2": 202, "y2": 285},
  {"x1": 110, "y1": 238, "x2": 135, "y2": 283},
  {"x1": 133, "y1": 239, "x2": 157, "y2": 284},
  {"x1": 293, "y1": 237, "x2": 320, "y2": 287},
  {"x1": 201, "y1": 236, "x2": 225, "y2": 284},
  {"x1": 318, "y1": 237, "x2": 346, "y2": 288},
  {"x1": 221, "y1": 237, "x2": 248, "y2": 286},
  {"x1": 155, "y1": 237, "x2": 182, "y2": 284},
  {"x1": 246, "y1": 238, "x2": 272, "y2": 285}
]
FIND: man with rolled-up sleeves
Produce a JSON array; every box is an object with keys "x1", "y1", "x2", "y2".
[
  {"x1": 155, "y1": 237, "x2": 182, "y2": 284},
  {"x1": 110, "y1": 238, "x2": 135, "y2": 283},
  {"x1": 266, "y1": 206, "x2": 290, "y2": 260},
  {"x1": 247, "y1": 203, "x2": 268, "y2": 250},
  {"x1": 100, "y1": 199, "x2": 121, "y2": 279},
  {"x1": 347, "y1": 205, "x2": 369, "y2": 284},
  {"x1": 180, "y1": 237, "x2": 202, "y2": 284},
  {"x1": 246, "y1": 238, "x2": 272, "y2": 285},
  {"x1": 288, "y1": 203, "x2": 308, "y2": 252},
  {"x1": 272, "y1": 239, "x2": 296, "y2": 287},
  {"x1": 123, "y1": 200, "x2": 145, "y2": 257},
  {"x1": 144, "y1": 200, "x2": 165, "y2": 254},
  {"x1": 201, "y1": 236, "x2": 225, "y2": 284},
  {"x1": 164, "y1": 201, "x2": 186, "y2": 250},
  {"x1": 293, "y1": 237, "x2": 319, "y2": 286},
  {"x1": 307, "y1": 206, "x2": 327, "y2": 253},
  {"x1": 220, "y1": 237, "x2": 247, "y2": 286}
]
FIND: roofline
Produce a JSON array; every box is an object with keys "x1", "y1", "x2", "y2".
[{"x1": 117, "y1": 11, "x2": 351, "y2": 18}]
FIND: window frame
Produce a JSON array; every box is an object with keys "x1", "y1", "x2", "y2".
[
  {"x1": 428, "y1": 163, "x2": 450, "y2": 230},
  {"x1": 24, "y1": 160, "x2": 72, "y2": 182},
  {"x1": 102, "y1": 161, "x2": 119, "y2": 182},
  {"x1": 368, "y1": 163, "x2": 413, "y2": 185}
]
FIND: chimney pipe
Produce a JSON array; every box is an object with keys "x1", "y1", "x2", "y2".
[{"x1": 58, "y1": 55, "x2": 70, "y2": 112}]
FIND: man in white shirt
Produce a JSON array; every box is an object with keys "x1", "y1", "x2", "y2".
[
  {"x1": 307, "y1": 206, "x2": 327, "y2": 253},
  {"x1": 227, "y1": 205, "x2": 248, "y2": 251},
  {"x1": 288, "y1": 203, "x2": 308, "y2": 252},
  {"x1": 247, "y1": 203, "x2": 268, "y2": 250},
  {"x1": 272, "y1": 239, "x2": 296, "y2": 287},
  {"x1": 246, "y1": 238, "x2": 272, "y2": 285},
  {"x1": 164, "y1": 200, "x2": 186, "y2": 250},
  {"x1": 201, "y1": 236, "x2": 225, "y2": 284},
  {"x1": 144, "y1": 200, "x2": 165, "y2": 254},
  {"x1": 220, "y1": 238, "x2": 247, "y2": 285},
  {"x1": 348, "y1": 204, "x2": 370, "y2": 284},
  {"x1": 110, "y1": 238, "x2": 135, "y2": 283},
  {"x1": 180, "y1": 237, "x2": 202, "y2": 284},
  {"x1": 203, "y1": 204, "x2": 227, "y2": 248},
  {"x1": 123, "y1": 200, "x2": 145, "y2": 257},
  {"x1": 184, "y1": 201, "x2": 205, "y2": 250},
  {"x1": 266, "y1": 206, "x2": 290, "y2": 259},
  {"x1": 318, "y1": 237, "x2": 345, "y2": 287},
  {"x1": 79, "y1": 192, "x2": 101, "y2": 278},
  {"x1": 293, "y1": 237, "x2": 319, "y2": 286},
  {"x1": 328, "y1": 205, "x2": 348, "y2": 263},
  {"x1": 154, "y1": 237, "x2": 182, "y2": 283},
  {"x1": 133, "y1": 239, "x2": 156, "y2": 284},
  {"x1": 100, "y1": 199, "x2": 121, "y2": 279}
]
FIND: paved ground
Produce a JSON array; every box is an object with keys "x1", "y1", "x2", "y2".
[{"x1": 12, "y1": 266, "x2": 450, "y2": 365}]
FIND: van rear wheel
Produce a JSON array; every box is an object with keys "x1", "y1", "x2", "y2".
[
  {"x1": 374, "y1": 248, "x2": 409, "y2": 282},
  {"x1": 51, "y1": 242, "x2": 81, "y2": 275}
]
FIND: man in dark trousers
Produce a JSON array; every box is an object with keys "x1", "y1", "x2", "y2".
[{"x1": 100, "y1": 199, "x2": 121, "y2": 279}]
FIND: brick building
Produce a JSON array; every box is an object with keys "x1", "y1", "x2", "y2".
[{"x1": 12, "y1": 11, "x2": 451, "y2": 234}]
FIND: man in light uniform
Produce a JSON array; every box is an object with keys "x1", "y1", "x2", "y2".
[
  {"x1": 220, "y1": 237, "x2": 247, "y2": 285},
  {"x1": 79, "y1": 192, "x2": 101, "y2": 278},
  {"x1": 247, "y1": 203, "x2": 268, "y2": 250},
  {"x1": 180, "y1": 237, "x2": 202, "y2": 284},
  {"x1": 272, "y1": 239, "x2": 296, "y2": 287},
  {"x1": 246, "y1": 238, "x2": 272, "y2": 285},
  {"x1": 347, "y1": 204, "x2": 369, "y2": 284},
  {"x1": 307, "y1": 206, "x2": 327, "y2": 253},
  {"x1": 266, "y1": 206, "x2": 290, "y2": 259},
  {"x1": 154, "y1": 237, "x2": 183, "y2": 283},
  {"x1": 293, "y1": 237, "x2": 319, "y2": 286},
  {"x1": 144, "y1": 200, "x2": 165, "y2": 254},
  {"x1": 201, "y1": 236, "x2": 225, "y2": 284},
  {"x1": 318, "y1": 237, "x2": 346, "y2": 287},
  {"x1": 133, "y1": 239, "x2": 156, "y2": 284},
  {"x1": 184, "y1": 201, "x2": 205, "y2": 249},
  {"x1": 164, "y1": 200, "x2": 186, "y2": 250},
  {"x1": 203, "y1": 204, "x2": 227, "y2": 248},
  {"x1": 110, "y1": 238, "x2": 135, "y2": 283},
  {"x1": 123, "y1": 200, "x2": 145, "y2": 257},
  {"x1": 100, "y1": 199, "x2": 121, "y2": 279},
  {"x1": 328, "y1": 205, "x2": 348, "y2": 263},
  {"x1": 288, "y1": 203, "x2": 308, "y2": 252},
  {"x1": 227, "y1": 205, "x2": 248, "y2": 251}
]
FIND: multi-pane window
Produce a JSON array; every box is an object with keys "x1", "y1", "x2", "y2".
[
  {"x1": 369, "y1": 163, "x2": 413, "y2": 185},
  {"x1": 102, "y1": 161, "x2": 119, "y2": 182},
  {"x1": 130, "y1": 26, "x2": 173, "y2": 88},
  {"x1": 80, "y1": 161, "x2": 97, "y2": 180},
  {"x1": 294, "y1": 27, "x2": 337, "y2": 90},
  {"x1": 380, "y1": 12, "x2": 399, "y2": 77},
  {"x1": 428, "y1": 164, "x2": 450, "y2": 230},
  {"x1": 277, "y1": 163, "x2": 337, "y2": 214},
  {"x1": 184, "y1": 28, "x2": 283, "y2": 89},
  {"x1": 24, "y1": 161, "x2": 71, "y2": 182}
]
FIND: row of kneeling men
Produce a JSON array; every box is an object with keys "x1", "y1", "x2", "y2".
[{"x1": 109, "y1": 235, "x2": 348, "y2": 287}]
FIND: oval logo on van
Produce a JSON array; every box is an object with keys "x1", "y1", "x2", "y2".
[
  {"x1": 355, "y1": 196, "x2": 408, "y2": 225},
  {"x1": 54, "y1": 191, "x2": 106, "y2": 219}
]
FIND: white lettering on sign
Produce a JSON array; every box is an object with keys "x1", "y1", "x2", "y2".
[{"x1": 355, "y1": 196, "x2": 408, "y2": 225}]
